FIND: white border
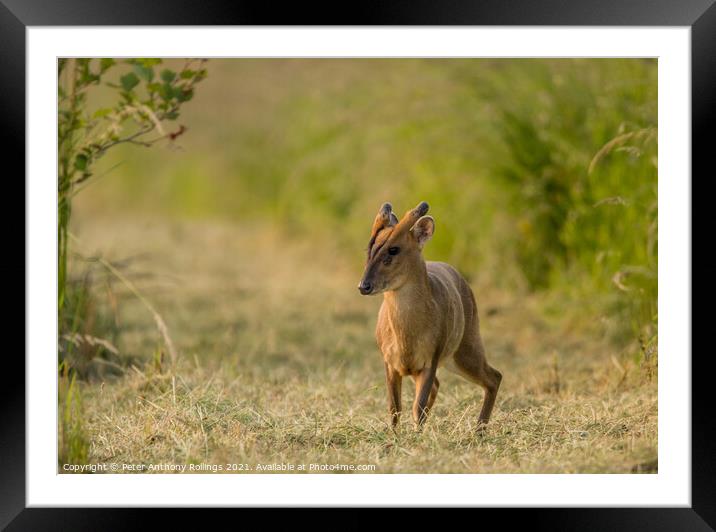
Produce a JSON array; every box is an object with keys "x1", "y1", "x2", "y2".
[{"x1": 27, "y1": 27, "x2": 691, "y2": 506}]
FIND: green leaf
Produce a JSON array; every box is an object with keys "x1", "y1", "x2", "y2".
[
  {"x1": 79, "y1": 70, "x2": 100, "y2": 85},
  {"x1": 133, "y1": 64, "x2": 154, "y2": 82},
  {"x1": 171, "y1": 86, "x2": 185, "y2": 100},
  {"x1": 160, "y1": 69, "x2": 176, "y2": 83},
  {"x1": 120, "y1": 72, "x2": 140, "y2": 92},
  {"x1": 92, "y1": 108, "x2": 113, "y2": 119},
  {"x1": 176, "y1": 88, "x2": 194, "y2": 103},
  {"x1": 74, "y1": 154, "x2": 88, "y2": 171},
  {"x1": 135, "y1": 58, "x2": 162, "y2": 67},
  {"x1": 100, "y1": 58, "x2": 116, "y2": 72},
  {"x1": 159, "y1": 84, "x2": 173, "y2": 101},
  {"x1": 179, "y1": 69, "x2": 196, "y2": 79}
]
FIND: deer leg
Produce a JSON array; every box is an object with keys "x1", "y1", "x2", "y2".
[
  {"x1": 452, "y1": 344, "x2": 502, "y2": 428},
  {"x1": 475, "y1": 364, "x2": 501, "y2": 427},
  {"x1": 426, "y1": 376, "x2": 440, "y2": 412},
  {"x1": 412, "y1": 364, "x2": 438, "y2": 428},
  {"x1": 385, "y1": 363, "x2": 402, "y2": 429}
]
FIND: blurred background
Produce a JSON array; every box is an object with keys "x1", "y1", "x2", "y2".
[
  {"x1": 61, "y1": 59, "x2": 658, "y2": 472},
  {"x1": 74, "y1": 58, "x2": 657, "y2": 344}
]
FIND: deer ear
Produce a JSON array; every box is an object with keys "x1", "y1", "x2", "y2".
[{"x1": 410, "y1": 215, "x2": 435, "y2": 248}]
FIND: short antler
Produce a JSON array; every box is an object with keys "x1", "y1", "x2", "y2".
[
  {"x1": 368, "y1": 202, "x2": 398, "y2": 255},
  {"x1": 400, "y1": 201, "x2": 429, "y2": 224}
]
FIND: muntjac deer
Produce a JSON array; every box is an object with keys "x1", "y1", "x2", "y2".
[{"x1": 358, "y1": 201, "x2": 502, "y2": 430}]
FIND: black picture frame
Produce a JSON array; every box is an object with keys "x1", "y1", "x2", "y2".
[{"x1": 3, "y1": 0, "x2": 710, "y2": 527}]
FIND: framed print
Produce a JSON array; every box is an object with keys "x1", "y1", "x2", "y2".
[{"x1": 4, "y1": 0, "x2": 711, "y2": 527}]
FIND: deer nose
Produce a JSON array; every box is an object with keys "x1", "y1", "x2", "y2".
[{"x1": 358, "y1": 280, "x2": 372, "y2": 295}]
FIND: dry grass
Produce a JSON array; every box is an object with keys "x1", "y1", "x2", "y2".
[{"x1": 64, "y1": 215, "x2": 657, "y2": 474}]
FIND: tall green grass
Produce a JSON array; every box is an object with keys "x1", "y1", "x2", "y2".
[
  {"x1": 464, "y1": 59, "x2": 658, "y2": 344},
  {"x1": 58, "y1": 367, "x2": 89, "y2": 467}
]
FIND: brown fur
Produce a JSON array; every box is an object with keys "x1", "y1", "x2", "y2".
[{"x1": 359, "y1": 202, "x2": 502, "y2": 430}]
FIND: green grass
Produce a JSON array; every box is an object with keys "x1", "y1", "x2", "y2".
[{"x1": 59, "y1": 369, "x2": 89, "y2": 467}]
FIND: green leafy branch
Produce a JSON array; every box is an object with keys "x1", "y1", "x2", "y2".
[
  {"x1": 58, "y1": 58, "x2": 207, "y2": 196},
  {"x1": 58, "y1": 57, "x2": 208, "y2": 318}
]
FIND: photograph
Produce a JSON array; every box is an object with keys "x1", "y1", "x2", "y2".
[{"x1": 57, "y1": 57, "x2": 658, "y2": 475}]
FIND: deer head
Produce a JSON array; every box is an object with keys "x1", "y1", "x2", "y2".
[{"x1": 358, "y1": 201, "x2": 435, "y2": 295}]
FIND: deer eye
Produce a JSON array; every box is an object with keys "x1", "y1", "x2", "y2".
[{"x1": 388, "y1": 246, "x2": 400, "y2": 255}]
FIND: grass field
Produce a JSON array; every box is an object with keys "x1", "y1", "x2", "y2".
[
  {"x1": 59, "y1": 58, "x2": 658, "y2": 473},
  {"x1": 61, "y1": 214, "x2": 657, "y2": 473}
]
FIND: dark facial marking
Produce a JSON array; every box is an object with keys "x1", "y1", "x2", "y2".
[
  {"x1": 368, "y1": 226, "x2": 395, "y2": 262},
  {"x1": 370, "y1": 241, "x2": 386, "y2": 261}
]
